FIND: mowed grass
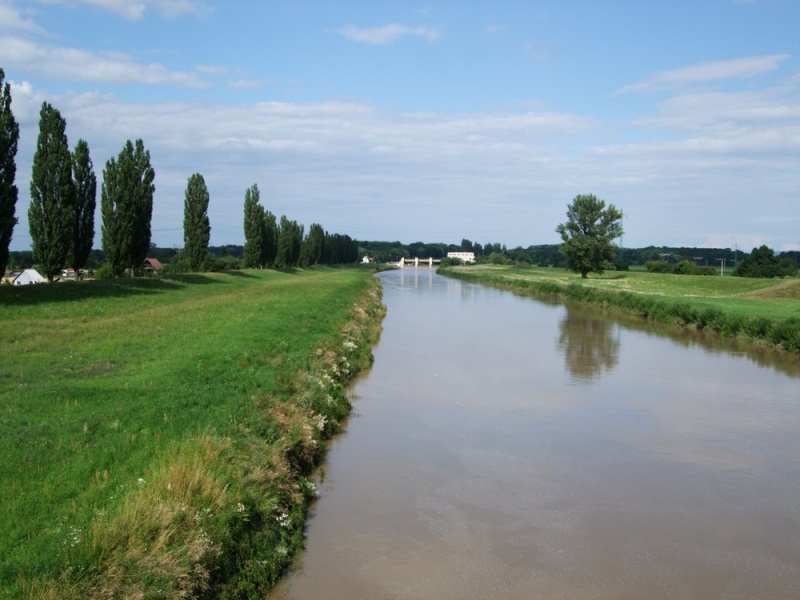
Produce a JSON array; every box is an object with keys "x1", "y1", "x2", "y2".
[
  {"x1": 0, "y1": 267, "x2": 383, "y2": 597},
  {"x1": 441, "y1": 265, "x2": 800, "y2": 350}
]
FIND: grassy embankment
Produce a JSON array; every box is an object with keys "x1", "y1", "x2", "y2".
[
  {"x1": 0, "y1": 267, "x2": 385, "y2": 598},
  {"x1": 439, "y1": 265, "x2": 800, "y2": 352}
]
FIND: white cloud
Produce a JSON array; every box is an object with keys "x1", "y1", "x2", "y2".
[
  {"x1": 0, "y1": 2, "x2": 47, "y2": 33},
  {"x1": 7, "y1": 75, "x2": 799, "y2": 252},
  {"x1": 336, "y1": 24, "x2": 441, "y2": 45},
  {"x1": 0, "y1": 35, "x2": 210, "y2": 87},
  {"x1": 617, "y1": 54, "x2": 790, "y2": 94},
  {"x1": 227, "y1": 78, "x2": 263, "y2": 91},
  {"x1": 33, "y1": 0, "x2": 207, "y2": 20},
  {"x1": 150, "y1": 0, "x2": 206, "y2": 19},
  {"x1": 193, "y1": 63, "x2": 230, "y2": 77}
]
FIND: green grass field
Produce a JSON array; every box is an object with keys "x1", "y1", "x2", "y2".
[
  {"x1": 441, "y1": 265, "x2": 800, "y2": 351},
  {"x1": 0, "y1": 267, "x2": 384, "y2": 598}
]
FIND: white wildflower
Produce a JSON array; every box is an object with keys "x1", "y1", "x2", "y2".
[{"x1": 313, "y1": 413, "x2": 327, "y2": 431}]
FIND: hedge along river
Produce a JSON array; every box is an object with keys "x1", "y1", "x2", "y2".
[{"x1": 270, "y1": 268, "x2": 800, "y2": 599}]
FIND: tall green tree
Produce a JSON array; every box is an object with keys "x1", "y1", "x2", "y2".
[
  {"x1": 276, "y1": 215, "x2": 303, "y2": 268},
  {"x1": 101, "y1": 139, "x2": 155, "y2": 277},
  {"x1": 28, "y1": 102, "x2": 75, "y2": 282},
  {"x1": 70, "y1": 139, "x2": 96, "y2": 275},
  {"x1": 734, "y1": 245, "x2": 797, "y2": 278},
  {"x1": 242, "y1": 183, "x2": 263, "y2": 268},
  {"x1": 183, "y1": 173, "x2": 211, "y2": 271},
  {"x1": 301, "y1": 223, "x2": 325, "y2": 266},
  {"x1": 324, "y1": 232, "x2": 358, "y2": 264},
  {"x1": 262, "y1": 208, "x2": 278, "y2": 267},
  {"x1": 0, "y1": 68, "x2": 19, "y2": 277},
  {"x1": 556, "y1": 193, "x2": 623, "y2": 279}
]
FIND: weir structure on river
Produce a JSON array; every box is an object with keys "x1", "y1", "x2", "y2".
[{"x1": 396, "y1": 256, "x2": 441, "y2": 268}]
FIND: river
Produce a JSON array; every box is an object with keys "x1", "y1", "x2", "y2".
[{"x1": 270, "y1": 268, "x2": 800, "y2": 599}]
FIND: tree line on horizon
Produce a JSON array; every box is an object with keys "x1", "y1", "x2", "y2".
[
  {"x1": 358, "y1": 194, "x2": 797, "y2": 279},
  {"x1": 0, "y1": 69, "x2": 359, "y2": 281},
  {"x1": 357, "y1": 238, "x2": 798, "y2": 274}
]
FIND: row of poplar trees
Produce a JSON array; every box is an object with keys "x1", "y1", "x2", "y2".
[
  {"x1": 242, "y1": 183, "x2": 359, "y2": 269},
  {"x1": 27, "y1": 102, "x2": 156, "y2": 281},
  {"x1": 0, "y1": 68, "x2": 357, "y2": 279},
  {"x1": 0, "y1": 68, "x2": 159, "y2": 281}
]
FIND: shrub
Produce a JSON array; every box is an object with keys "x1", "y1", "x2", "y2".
[
  {"x1": 743, "y1": 316, "x2": 771, "y2": 339},
  {"x1": 94, "y1": 262, "x2": 114, "y2": 279},
  {"x1": 769, "y1": 318, "x2": 800, "y2": 352},
  {"x1": 439, "y1": 257, "x2": 463, "y2": 267},
  {"x1": 488, "y1": 252, "x2": 510, "y2": 265},
  {"x1": 645, "y1": 260, "x2": 672, "y2": 273},
  {"x1": 612, "y1": 258, "x2": 629, "y2": 271},
  {"x1": 697, "y1": 307, "x2": 723, "y2": 330},
  {"x1": 670, "y1": 302, "x2": 697, "y2": 325},
  {"x1": 673, "y1": 260, "x2": 697, "y2": 275},
  {"x1": 719, "y1": 314, "x2": 745, "y2": 337}
]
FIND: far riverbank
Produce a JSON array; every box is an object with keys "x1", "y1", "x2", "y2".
[{"x1": 439, "y1": 265, "x2": 800, "y2": 353}]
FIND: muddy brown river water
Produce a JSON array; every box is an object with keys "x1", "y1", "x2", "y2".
[{"x1": 270, "y1": 269, "x2": 800, "y2": 599}]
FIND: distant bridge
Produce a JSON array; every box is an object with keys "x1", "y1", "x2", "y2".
[{"x1": 396, "y1": 257, "x2": 441, "y2": 269}]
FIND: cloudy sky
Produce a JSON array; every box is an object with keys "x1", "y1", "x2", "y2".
[{"x1": 2, "y1": 0, "x2": 799, "y2": 252}]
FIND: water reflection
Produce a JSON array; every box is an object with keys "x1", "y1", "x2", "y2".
[
  {"x1": 601, "y1": 307, "x2": 800, "y2": 379},
  {"x1": 557, "y1": 308, "x2": 620, "y2": 383},
  {"x1": 398, "y1": 267, "x2": 435, "y2": 290}
]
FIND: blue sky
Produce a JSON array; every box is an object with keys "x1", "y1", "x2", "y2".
[{"x1": 2, "y1": 0, "x2": 799, "y2": 252}]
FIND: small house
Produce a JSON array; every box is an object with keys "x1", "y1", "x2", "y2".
[{"x1": 143, "y1": 258, "x2": 164, "y2": 273}]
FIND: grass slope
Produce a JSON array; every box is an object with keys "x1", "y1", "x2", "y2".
[
  {"x1": 0, "y1": 267, "x2": 385, "y2": 598},
  {"x1": 440, "y1": 265, "x2": 800, "y2": 352}
]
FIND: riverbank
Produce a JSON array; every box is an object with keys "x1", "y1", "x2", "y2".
[
  {"x1": 0, "y1": 267, "x2": 385, "y2": 598},
  {"x1": 438, "y1": 265, "x2": 800, "y2": 352}
]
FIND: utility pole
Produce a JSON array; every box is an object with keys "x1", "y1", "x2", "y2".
[{"x1": 716, "y1": 258, "x2": 726, "y2": 276}]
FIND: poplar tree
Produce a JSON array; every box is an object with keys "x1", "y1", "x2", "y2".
[
  {"x1": 276, "y1": 216, "x2": 303, "y2": 268},
  {"x1": 242, "y1": 183, "x2": 263, "y2": 268},
  {"x1": 301, "y1": 223, "x2": 325, "y2": 266},
  {"x1": 101, "y1": 139, "x2": 155, "y2": 277},
  {"x1": 28, "y1": 102, "x2": 75, "y2": 282},
  {"x1": 183, "y1": 173, "x2": 211, "y2": 271},
  {"x1": 325, "y1": 232, "x2": 358, "y2": 264},
  {"x1": 70, "y1": 139, "x2": 96, "y2": 275},
  {"x1": 262, "y1": 208, "x2": 278, "y2": 267},
  {"x1": 0, "y1": 68, "x2": 19, "y2": 277}
]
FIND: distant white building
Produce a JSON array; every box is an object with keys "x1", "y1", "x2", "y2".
[
  {"x1": 446, "y1": 252, "x2": 476, "y2": 263},
  {"x1": 11, "y1": 269, "x2": 47, "y2": 285}
]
